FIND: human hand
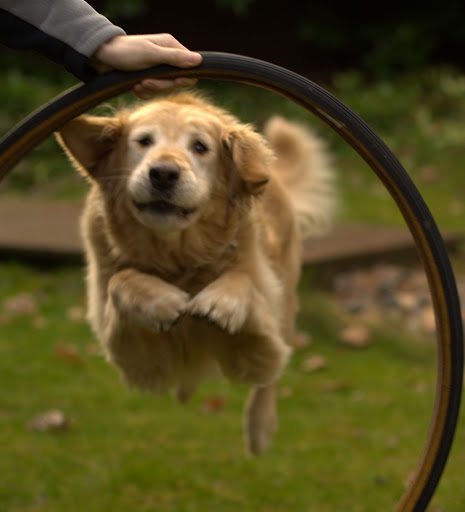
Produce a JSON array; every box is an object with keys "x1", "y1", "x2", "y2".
[{"x1": 90, "y1": 33, "x2": 202, "y2": 99}]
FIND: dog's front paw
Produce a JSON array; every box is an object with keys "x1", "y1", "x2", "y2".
[
  {"x1": 109, "y1": 271, "x2": 189, "y2": 332},
  {"x1": 150, "y1": 287, "x2": 190, "y2": 331},
  {"x1": 188, "y1": 277, "x2": 251, "y2": 334}
]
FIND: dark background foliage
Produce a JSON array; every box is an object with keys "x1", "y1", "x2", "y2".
[{"x1": 90, "y1": 0, "x2": 465, "y2": 79}]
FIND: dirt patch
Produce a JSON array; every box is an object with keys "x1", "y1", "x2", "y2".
[{"x1": 329, "y1": 262, "x2": 465, "y2": 338}]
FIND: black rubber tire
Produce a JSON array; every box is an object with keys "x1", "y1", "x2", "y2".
[{"x1": 0, "y1": 52, "x2": 462, "y2": 512}]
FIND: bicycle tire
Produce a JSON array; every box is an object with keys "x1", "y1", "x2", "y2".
[{"x1": 0, "y1": 51, "x2": 462, "y2": 512}]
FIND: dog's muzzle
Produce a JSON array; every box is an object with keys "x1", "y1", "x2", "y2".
[{"x1": 149, "y1": 163, "x2": 181, "y2": 192}]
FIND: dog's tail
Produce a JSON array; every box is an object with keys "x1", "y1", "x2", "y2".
[{"x1": 264, "y1": 116, "x2": 338, "y2": 239}]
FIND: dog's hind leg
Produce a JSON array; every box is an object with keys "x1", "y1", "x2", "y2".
[{"x1": 243, "y1": 383, "x2": 278, "y2": 455}]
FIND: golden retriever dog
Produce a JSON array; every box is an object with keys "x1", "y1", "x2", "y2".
[{"x1": 56, "y1": 93, "x2": 336, "y2": 455}]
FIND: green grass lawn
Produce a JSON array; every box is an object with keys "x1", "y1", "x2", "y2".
[
  {"x1": 0, "y1": 59, "x2": 464, "y2": 510},
  {"x1": 0, "y1": 261, "x2": 463, "y2": 511}
]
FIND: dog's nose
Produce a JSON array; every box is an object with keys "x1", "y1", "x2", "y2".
[{"x1": 149, "y1": 163, "x2": 180, "y2": 191}]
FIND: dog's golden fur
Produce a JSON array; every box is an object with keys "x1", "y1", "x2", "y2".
[{"x1": 57, "y1": 93, "x2": 336, "y2": 454}]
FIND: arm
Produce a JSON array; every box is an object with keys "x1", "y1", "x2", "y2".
[
  {"x1": 0, "y1": 0, "x2": 202, "y2": 95},
  {"x1": 0, "y1": 0, "x2": 124, "y2": 81}
]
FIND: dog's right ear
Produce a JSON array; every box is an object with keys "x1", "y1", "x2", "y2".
[{"x1": 55, "y1": 115, "x2": 122, "y2": 177}]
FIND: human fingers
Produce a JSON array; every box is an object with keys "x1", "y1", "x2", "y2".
[
  {"x1": 142, "y1": 33, "x2": 190, "y2": 51},
  {"x1": 92, "y1": 35, "x2": 202, "y2": 73},
  {"x1": 140, "y1": 41, "x2": 202, "y2": 69},
  {"x1": 131, "y1": 77, "x2": 198, "y2": 99},
  {"x1": 122, "y1": 34, "x2": 201, "y2": 67}
]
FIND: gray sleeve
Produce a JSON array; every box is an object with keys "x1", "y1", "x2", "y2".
[{"x1": 0, "y1": 0, "x2": 125, "y2": 58}]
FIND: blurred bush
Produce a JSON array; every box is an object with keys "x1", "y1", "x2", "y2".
[
  {"x1": 296, "y1": 2, "x2": 465, "y2": 77},
  {"x1": 89, "y1": 0, "x2": 465, "y2": 78}
]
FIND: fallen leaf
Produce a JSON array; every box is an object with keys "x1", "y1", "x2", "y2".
[
  {"x1": 279, "y1": 386, "x2": 293, "y2": 398},
  {"x1": 374, "y1": 475, "x2": 389, "y2": 487},
  {"x1": 1, "y1": 292, "x2": 39, "y2": 323},
  {"x1": 291, "y1": 330, "x2": 311, "y2": 349},
  {"x1": 320, "y1": 379, "x2": 351, "y2": 392},
  {"x1": 395, "y1": 291, "x2": 419, "y2": 312},
  {"x1": 418, "y1": 165, "x2": 440, "y2": 184},
  {"x1": 448, "y1": 199, "x2": 465, "y2": 216},
  {"x1": 67, "y1": 305, "x2": 86, "y2": 323},
  {"x1": 412, "y1": 380, "x2": 428, "y2": 394},
  {"x1": 202, "y1": 395, "x2": 226, "y2": 413},
  {"x1": 33, "y1": 316, "x2": 47, "y2": 330},
  {"x1": 28, "y1": 410, "x2": 69, "y2": 432},
  {"x1": 386, "y1": 435, "x2": 399, "y2": 449},
  {"x1": 85, "y1": 343, "x2": 101, "y2": 356},
  {"x1": 54, "y1": 343, "x2": 85, "y2": 366},
  {"x1": 3, "y1": 292, "x2": 38, "y2": 315},
  {"x1": 352, "y1": 428, "x2": 368, "y2": 439},
  {"x1": 340, "y1": 324, "x2": 372, "y2": 348},
  {"x1": 301, "y1": 354, "x2": 328, "y2": 372}
]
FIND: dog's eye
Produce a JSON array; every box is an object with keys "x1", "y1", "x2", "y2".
[
  {"x1": 136, "y1": 136, "x2": 153, "y2": 148},
  {"x1": 193, "y1": 140, "x2": 209, "y2": 155}
]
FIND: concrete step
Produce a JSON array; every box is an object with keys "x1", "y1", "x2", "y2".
[{"x1": 0, "y1": 198, "x2": 462, "y2": 268}]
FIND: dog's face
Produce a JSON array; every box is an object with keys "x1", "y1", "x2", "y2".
[
  {"x1": 124, "y1": 101, "x2": 226, "y2": 232},
  {"x1": 57, "y1": 94, "x2": 273, "y2": 235}
]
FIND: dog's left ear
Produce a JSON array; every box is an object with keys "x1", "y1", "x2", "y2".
[
  {"x1": 55, "y1": 115, "x2": 122, "y2": 178},
  {"x1": 222, "y1": 124, "x2": 273, "y2": 195}
]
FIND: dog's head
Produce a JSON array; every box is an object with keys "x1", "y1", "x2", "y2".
[{"x1": 57, "y1": 94, "x2": 273, "y2": 235}]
